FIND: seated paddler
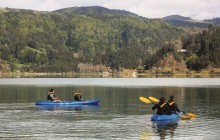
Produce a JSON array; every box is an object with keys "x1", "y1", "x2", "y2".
[
  {"x1": 74, "y1": 89, "x2": 83, "y2": 101},
  {"x1": 47, "y1": 89, "x2": 61, "y2": 102},
  {"x1": 167, "y1": 95, "x2": 181, "y2": 113},
  {"x1": 152, "y1": 97, "x2": 172, "y2": 115}
]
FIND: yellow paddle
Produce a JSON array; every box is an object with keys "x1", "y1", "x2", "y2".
[
  {"x1": 180, "y1": 114, "x2": 192, "y2": 120},
  {"x1": 149, "y1": 96, "x2": 197, "y2": 118},
  {"x1": 182, "y1": 111, "x2": 197, "y2": 118},
  {"x1": 149, "y1": 96, "x2": 159, "y2": 103},
  {"x1": 139, "y1": 96, "x2": 153, "y2": 104}
]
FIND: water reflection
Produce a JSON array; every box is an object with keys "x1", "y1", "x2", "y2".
[
  {"x1": 153, "y1": 123, "x2": 178, "y2": 140},
  {"x1": 140, "y1": 123, "x2": 178, "y2": 140}
]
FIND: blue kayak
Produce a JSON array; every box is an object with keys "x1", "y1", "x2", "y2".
[
  {"x1": 36, "y1": 104, "x2": 100, "y2": 111},
  {"x1": 35, "y1": 99, "x2": 100, "y2": 106},
  {"x1": 151, "y1": 113, "x2": 180, "y2": 124}
]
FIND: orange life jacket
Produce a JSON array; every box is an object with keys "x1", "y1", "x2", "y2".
[
  {"x1": 169, "y1": 101, "x2": 175, "y2": 106},
  {"x1": 74, "y1": 93, "x2": 81, "y2": 96},
  {"x1": 160, "y1": 103, "x2": 166, "y2": 108},
  {"x1": 48, "y1": 91, "x2": 54, "y2": 94}
]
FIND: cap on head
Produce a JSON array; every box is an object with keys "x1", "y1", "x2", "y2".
[
  {"x1": 50, "y1": 89, "x2": 54, "y2": 92},
  {"x1": 160, "y1": 97, "x2": 165, "y2": 101}
]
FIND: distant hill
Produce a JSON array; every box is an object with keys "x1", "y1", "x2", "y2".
[
  {"x1": 162, "y1": 15, "x2": 192, "y2": 21},
  {"x1": 205, "y1": 18, "x2": 220, "y2": 25},
  {"x1": 162, "y1": 15, "x2": 220, "y2": 28},
  {"x1": 53, "y1": 6, "x2": 140, "y2": 17}
]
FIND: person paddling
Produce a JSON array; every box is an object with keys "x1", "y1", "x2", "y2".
[
  {"x1": 74, "y1": 89, "x2": 83, "y2": 101},
  {"x1": 152, "y1": 97, "x2": 172, "y2": 115},
  {"x1": 47, "y1": 89, "x2": 61, "y2": 102},
  {"x1": 167, "y1": 95, "x2": 181, "y2": 113}
]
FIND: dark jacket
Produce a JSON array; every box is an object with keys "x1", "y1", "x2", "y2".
[
  {"x1": 74, "y1": 93, "x2": 82, "y2": 101},
  {"x1": 47, "y1": 93, "x2": 55, "y2": 101},
  {"x1": 152, "y1": 101, "x2": 172, "y2": 115},
  {"x1": 167, "y1": 100, "x2": 181, "y2": 112}
]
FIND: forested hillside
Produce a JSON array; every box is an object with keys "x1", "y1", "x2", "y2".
[
  {"x1": 0, "y1": 7, "x2": 185, "y2": 73},
  {"x1": 146, "y1": 25, "x2": 220, "y2": 74},
  {"x1": 182, "y1": 25, "x2": 220, "y2": 70}
]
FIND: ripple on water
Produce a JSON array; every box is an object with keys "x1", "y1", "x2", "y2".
[{"x1": 0, "y1": 102, "x2": 220, "y2": 140}]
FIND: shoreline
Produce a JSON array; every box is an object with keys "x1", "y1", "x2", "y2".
[{"x1": 0, "y1": 71, "x2": 220, "y2": 78}]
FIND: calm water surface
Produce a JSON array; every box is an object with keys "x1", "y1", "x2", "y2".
[{"x1": 0, "y1": 78, "x2": 220, "y2": 140}]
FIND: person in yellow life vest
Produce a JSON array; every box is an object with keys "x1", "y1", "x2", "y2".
[
  {"x1": 47, "y1": 89, "x2": 61, "y2": 102},
  {"x1": 74, "y1": 89, "x2": 82, "y2": 101},
  {"x1": 167, "y1": 95, "x2": 181, "y2": 113},
  {"x1": 152, "y1": 97, "x2": 172, "y2": 115}
]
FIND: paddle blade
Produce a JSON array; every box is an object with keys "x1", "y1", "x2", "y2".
[
  {"x1": 149, "y1": 96, "x2": 160, "y2": 103},
  {"x1": 180, "y1": 115, "x2": 191, "y2": 120},
  {"x1": 186, "y1": 113, "x2": 197, "y2": 118},
  {"x1": 182, "y1": 111, "x2": 197, "y2": 118},
  {"x1": 139, "y1": 97, "x2": 151, "y2": 104}
]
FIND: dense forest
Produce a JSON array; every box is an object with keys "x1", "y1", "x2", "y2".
[
  {"x1": 0, "y1": 7, "x2": 219, "y2": 73},
  {"x1": 182, "y1": 25, "x2": 220, "y2": 70}
]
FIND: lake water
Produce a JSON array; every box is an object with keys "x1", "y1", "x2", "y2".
[{"x1": 0, "y1": 78, "x2": 220, "y2": 140}]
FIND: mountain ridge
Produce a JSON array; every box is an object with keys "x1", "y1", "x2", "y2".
[
  {"x1": 162, "y1": 14, "x2": 220, "y2": 27},
  {"x1": 162, "y1": 15, "x2": 192, "y2": 21},
  {"x1": 53, "y1": 6, "x2": 141, "y2": 18},
  {"x1": 53, "y1": 7, "x2": 220, "y2": 27},
  {"x1": 1, "y1": 6, "x2": 220, "y2": 22}
]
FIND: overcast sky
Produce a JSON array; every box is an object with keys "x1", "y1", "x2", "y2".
[{"x1": 1, "y1": 0, "x2": 220, "y2": 20}]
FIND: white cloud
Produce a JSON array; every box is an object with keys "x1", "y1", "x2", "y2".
[{"x1": 1, "y1": 0, "x2": 220, "y2": 20}]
